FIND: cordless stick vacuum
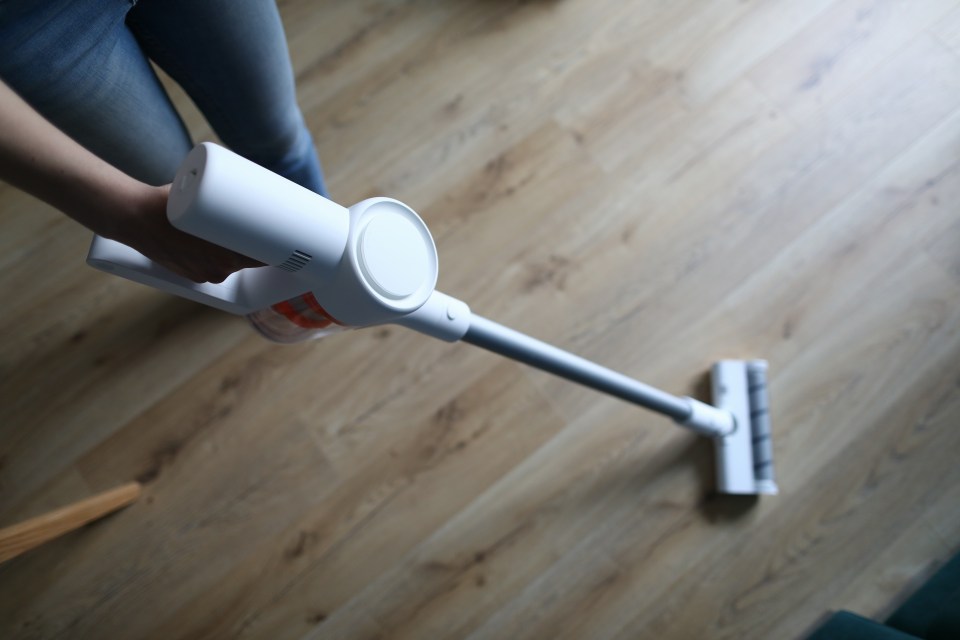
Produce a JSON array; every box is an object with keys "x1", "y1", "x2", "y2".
[{"x1": 87, "y1": 143, "x2": 777, "y2": 495}]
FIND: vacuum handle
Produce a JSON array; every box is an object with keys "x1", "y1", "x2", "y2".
[{"x1": 86, "y1": 235, "x2": 311, "y2": 315}]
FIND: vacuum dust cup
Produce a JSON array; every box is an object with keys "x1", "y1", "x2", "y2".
[{"x1": 246, "y1": 293, "x2": 355, "y2": 343}]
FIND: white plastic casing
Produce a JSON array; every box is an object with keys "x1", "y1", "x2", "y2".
[
  {"x1": 318, "y1": 198, "x2": 438, "y2": 326},
  {"x1": 397, "y1": 291, "x2": 471, "y2": 342},
  {"x1": 678, "y1": 397, "x2": 735, "y2": 437},
  {"x1": 168, "y1": 142, "x2": 350, "y2": 281},
  {"x1": 712, "y1": 360, "x2": 763, "y2": 494}
]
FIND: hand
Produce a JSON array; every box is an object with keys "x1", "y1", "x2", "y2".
[
  {"x1": 112, "y1": 183, "x2": 264, "y2": 283},
  {"x1": 1, "y1": 79, "x2": 261, "y2": 284}
]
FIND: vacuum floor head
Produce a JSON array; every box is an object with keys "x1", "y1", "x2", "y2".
[{"x1": 711, "y1": 360, "x2": 778, "y2": 495}]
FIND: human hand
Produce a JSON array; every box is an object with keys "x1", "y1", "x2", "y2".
[
  {"x1": 1, "y1": 79, "x2": 262, "y2": 283},
  {"x1": 111, "y1": 183, "x2": 264, "y2": 283}
]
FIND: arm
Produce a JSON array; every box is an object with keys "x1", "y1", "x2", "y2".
[{"x1": 0, "y1": 79, "x2": 261, "y2": 283}]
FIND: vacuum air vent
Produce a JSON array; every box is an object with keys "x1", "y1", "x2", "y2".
[{"x1": 276, "y1": 250, "x2": 312, "y2": 272}]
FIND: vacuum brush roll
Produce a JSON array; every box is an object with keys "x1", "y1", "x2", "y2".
[{"x1": 746, "y1": 361, "x2": 777, "y2": 494}]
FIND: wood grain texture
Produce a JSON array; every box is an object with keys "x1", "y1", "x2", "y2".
[{"x1": 2, "y1": 1, "x2": 959, "y2": 638}]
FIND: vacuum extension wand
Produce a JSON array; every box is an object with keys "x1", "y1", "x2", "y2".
[
  {"x1": 459, "y1": 317, "x2": 777, "y2": 495},
  {"x1": 87, "y1": 143, "x2": 778, "y2": 495}
]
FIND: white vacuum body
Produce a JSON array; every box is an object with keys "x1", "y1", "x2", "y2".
[{"x1": 87, "y1": 143, "x2": 777, "y2": 495}]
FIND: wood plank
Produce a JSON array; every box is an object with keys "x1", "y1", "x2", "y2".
[{"x1": 747, "y1": 0, "x2": 958, "y2": 121}]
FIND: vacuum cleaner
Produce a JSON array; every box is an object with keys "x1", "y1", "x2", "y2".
[{"x1": 86, "y1": 143, "x2": 777, "y2": 495}]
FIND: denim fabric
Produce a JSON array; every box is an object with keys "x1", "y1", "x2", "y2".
[{"x1": 0, "y1": 0, "x2": 327, "y2": 195}]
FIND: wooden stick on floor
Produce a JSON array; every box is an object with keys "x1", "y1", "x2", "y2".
[{"x1": 0, "y1": 482, "x2": 142, "y2": 564}]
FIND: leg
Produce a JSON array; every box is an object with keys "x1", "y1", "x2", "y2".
[
  {"x1": 0, "y1": 0, "x2": 193, "y2": 185},
  {"x1": 125, "y1": 0, "x2": 329, "y2": 196}
]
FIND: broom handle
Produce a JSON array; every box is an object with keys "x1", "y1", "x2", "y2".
[
  {"x1": 462, "y1": 315, "x2": 694, "y2": 421},
  {"x1": 0, "y1": 482, "x2": 141, "y2": 564}
]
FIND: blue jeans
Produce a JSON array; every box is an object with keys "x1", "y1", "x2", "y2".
[{"x1": 0, "y1": 0, "x2": 327, "y2": 195}]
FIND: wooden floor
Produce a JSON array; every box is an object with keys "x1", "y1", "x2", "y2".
[{"x1": 3, "y1": 1, "x2": 960, "y2": 638}]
